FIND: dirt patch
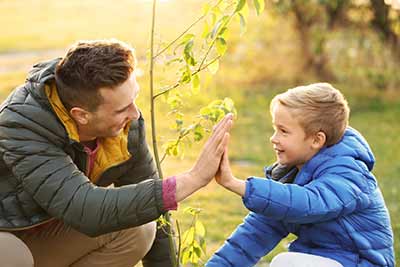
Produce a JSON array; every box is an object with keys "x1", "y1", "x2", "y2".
[{"x1": 0, "y1": 49, "x2": 65, "y2": 74}]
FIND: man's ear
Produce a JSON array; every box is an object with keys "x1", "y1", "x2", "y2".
[
  {"x1": 312, "y1": 131, "x2": 326, "y2": 149},
  {"x1": 70, "y1": 107, "x2": 90, "y2": 125}
]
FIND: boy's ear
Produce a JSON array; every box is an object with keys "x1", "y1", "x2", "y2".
[
  {"x1": 312, "y1": 131, "x2": 326, "y2": 149},
  {"x1": 70, "y1": 107, "x2": 90, "y2": 125}
]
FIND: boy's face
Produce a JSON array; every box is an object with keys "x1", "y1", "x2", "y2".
[{"x1": 270, "y1": 103, "x2": 320, "y2": 170}]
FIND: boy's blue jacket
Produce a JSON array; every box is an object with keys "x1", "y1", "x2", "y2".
[{"x1": 207, "y1": 127, "x2": 394, "y2": 267}]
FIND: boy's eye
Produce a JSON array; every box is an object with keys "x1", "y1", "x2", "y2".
[{"x1": 280, "y1": 128, "x2": 288, "y2": 134}]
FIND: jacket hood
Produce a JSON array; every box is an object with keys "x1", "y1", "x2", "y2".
[
  {"x1": 27, "y1": 58, "x2": 61, "y2": 84},
  {"x1": 295, "y1": 127, "x2": 375, "y2": 186},
  {"x1": 325, "y1": 127, "x2": 375, "y2": 171}
]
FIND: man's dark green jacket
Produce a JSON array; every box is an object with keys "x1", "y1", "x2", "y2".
[{"x1": 0, "y1": 58, "x2": 166, "y2": 237}]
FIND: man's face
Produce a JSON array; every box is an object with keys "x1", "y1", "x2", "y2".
[
  {"x1": 84, "y1": 73, "x2": 140, "y2": 139},
  {"x1": 269, "y1": 103, "x2": 318, "y2": 170}
]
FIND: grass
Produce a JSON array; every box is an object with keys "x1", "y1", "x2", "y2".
[{"x1": 1, "y1": 0, "x2": 399, "y2": 265}]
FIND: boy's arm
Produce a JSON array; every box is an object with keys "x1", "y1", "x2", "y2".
[
  {"x1": 206, "y1": 212, "x2": 289, "y2": 267},
  {"x1": 244, "y1": 168, "x2": 373, "y2": 224}
]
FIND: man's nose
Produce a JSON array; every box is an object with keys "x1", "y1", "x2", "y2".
[{"x1": 130, "y1": 103, "x2": 140, "y2": 121}]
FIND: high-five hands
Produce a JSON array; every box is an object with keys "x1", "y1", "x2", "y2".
[{"x1": 175, "y1": 114, "x2": 233, "y2": 202}]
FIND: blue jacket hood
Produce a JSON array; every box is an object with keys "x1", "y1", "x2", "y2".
[
  {"x1": 296, "y1": 127, "x2": 375, "y2": 186},
  {"x1": 325, "y1": 127, "x2": 375, "y2": 171}
]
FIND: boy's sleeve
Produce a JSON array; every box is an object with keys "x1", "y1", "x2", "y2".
[
  {"x1": 244, "y1": 169, "x2": 372, "y2": 224},
  {"x1": 206, "y1": 212, "x2": 289, "y2": 267}
]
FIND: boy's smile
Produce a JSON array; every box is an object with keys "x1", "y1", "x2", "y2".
[{"x1": 270, "y1": 103, "x2": 320, "y2": 170}]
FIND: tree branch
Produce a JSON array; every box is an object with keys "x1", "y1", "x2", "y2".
[
  {"x1": 197, "y1": 8, "x2": 235, "y2": 71},
  {"x1": 153, "y1": 56, "x2": 220, "y2": 100},
  {"x1": 153, "y1": 0, "x2": 224, "y2": 59}
]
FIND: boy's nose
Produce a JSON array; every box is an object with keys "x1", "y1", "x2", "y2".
[{"x1": 270, "y1": 133, "x2": 278, "y2": 144}]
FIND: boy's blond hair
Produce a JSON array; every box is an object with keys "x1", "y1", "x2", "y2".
[{"x1": 270, "y1": 83, "x2": 350, "y2": 146}]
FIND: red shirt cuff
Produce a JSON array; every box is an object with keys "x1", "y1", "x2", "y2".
[{"x1": 162, "y1": 176, "x2": 178, "y2": 211}]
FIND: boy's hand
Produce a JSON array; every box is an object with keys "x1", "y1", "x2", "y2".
[
  {"x1": 216, "y1": 147, "x2": 246, "y2": 197},
  {"x1": 215, "y1": 148, "x2": 234, "y2": 188}
]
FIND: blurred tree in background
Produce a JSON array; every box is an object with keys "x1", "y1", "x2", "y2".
[{"x1": 263, "y1": 0, "x2": 399, "y2": 83}]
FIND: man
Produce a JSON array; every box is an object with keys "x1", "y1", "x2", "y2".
[{"x1": 0, "y1": 39, "x2": 232, "y2": 267}]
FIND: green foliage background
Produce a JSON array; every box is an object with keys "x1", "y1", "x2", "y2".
[{"x1": 0, "y1": 0, "x2": 398, "y2": 265}]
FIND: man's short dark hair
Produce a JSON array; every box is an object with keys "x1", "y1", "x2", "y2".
[{"x1": 55, "y1": 39, "x2": 136, "y2": 111}]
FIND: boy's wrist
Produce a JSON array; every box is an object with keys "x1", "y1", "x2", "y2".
[{"x1": 224, "y1": 177, "x2": 246, "y2": 196}]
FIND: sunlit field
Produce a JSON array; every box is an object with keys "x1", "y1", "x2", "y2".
[{"x1": 1, "y1": 0, "x2": 399, "y2": 265}]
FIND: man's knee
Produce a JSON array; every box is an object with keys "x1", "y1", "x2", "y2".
[
  {"x1": 117, "y1": 221, "x2": 157, "y2": 258},
  {"x1": 136, "y1": 221, "x2": 157, "y2": 256},
  {"x1": 0, "y1": 232, "x2": 34, "y2": 267}
]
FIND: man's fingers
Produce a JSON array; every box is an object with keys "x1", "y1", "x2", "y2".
[
  {"x1": 217, "y1": 132, "x2": 230, "y2": 156},
  {"x1": 212, "y1": 113, "x2": 233, "y2": 135},
  {"x1": 210, "y1": 116, "x2": 233, "y2": 146}
]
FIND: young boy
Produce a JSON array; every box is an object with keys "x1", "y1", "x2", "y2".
[{"x1": 206, "y1": 83, "x2": 395, "y2": 267}]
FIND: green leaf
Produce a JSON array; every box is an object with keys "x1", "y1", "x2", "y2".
[
  {"x1": 166, "y1": 57, "x2": 182, "y2": 66},
  {"x1": 200, "y1": 238, "x2": 207, "y2": 253},
  {"x1": 190, "y1": 248, "x2": 200, "y2": 264},
  {"x1": 219, "y1": 26, "x2": 228, "y2": 38},
  {"x1": 180, "y1": 66, "x2": 192, "y2": 84},
  {"x1": 193, "y1": 124, "x2": 205, "y2": 141},
  {"x1": 191, "y1": 74, "x2": 200, "y2": 94},
  {"x1": 207, "y1": 59, "x2": 219, "y2": 74},
  {"x1": 184, "y1": 207, "x2": 202, "y2": 216},
  {"x1": 183, "y1": 227, "x2": 195, "y2": 245},
  {"x1": 181, "y1": 34, "x2": 195, "y2": 45},
  {"x1": 216, "y1": 37, "x2": 227, "y2": 56},
  {"x1": 238, "y1": 13, "x2": 247, "y2": 35},
  {"x1": 223, "y1": 97, "x2": 235, "y2": 113},
  {"x1": 183, "y1": 40, "x2": 196, "y2": 66},
  {"x1": 235, "y1": 0, "x2": 246, "y2": 12},
  {"x1": 201, "y1": 2, "x2": 211, "y2": 15},
  {"x1": 211, "y1": 15, "x2": 229, "y2": 39},
  {"x1": 202, "y1": 22, "x2": 210, "y2": 38},
  {"x1": 253, "y1": 0, "x2": 265, "y2": 16},
  {"x1": 210, "y1": 20, "x2": 222, "y2": 39},
  {"x1": 241, "y1": 1, "x2": 250, "y2": 18},
  {"x1": 167, "y1": 95, "x2": 182, "y2": 109},
  {"x1": 195, "y1": 221, "x2": 206, "y2": 237},
  {"x1": 172, "y1": 144, "x2": 179, "y2": 156},
  {"x1": 176, "y1": 119, "x2": 183, "y2": 129},
  {"x1": 200, "y1": 106, "x2": 212, "y2": 117},
  {"x1": 181, "y1": 248, "x2": 191, "y2": 264},
  {"x1": 174, "y1": 34, "x2": 195, "y2": 55},
  {"x1": 183, "y1": 39, "x2": 194, "y2": 54},
  {"x1": 193, "y1": 244, "x2": 202, "y2": 261}
]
